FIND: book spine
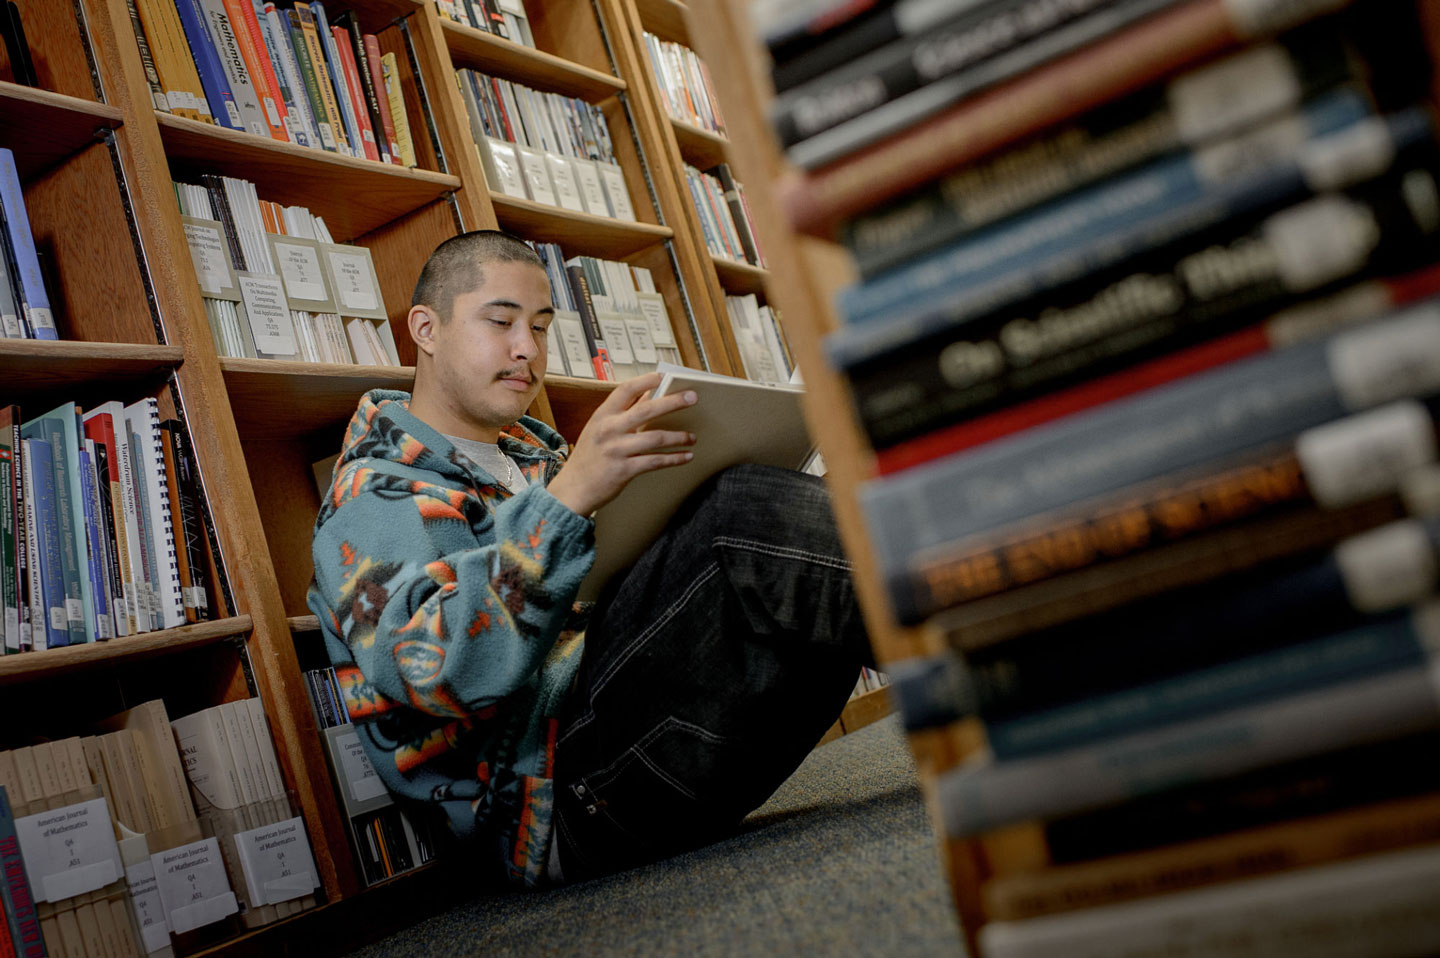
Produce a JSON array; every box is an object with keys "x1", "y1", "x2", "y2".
[
  {"x1": 256, "y1": 3, "x2": 314, "y2": 147},
  {"x1": 87, "y1": 442, "x2": 126, "y2": 638},
  {"x1": 75, "y1": 446, "x2": 114, "y2": 641},
  {"x1": 983, "y1": 790, "x2": 1440, "y2": 922},
  {"x1": 861, "y1": 302, "x2": 1440, "y2": 580},
  {"x1": 165, "y1": 419, "x2": 212, "y2": 620},
  {"x1": 20, "y1": 440, "x2": 65, "y2": 649},
  {"x1": 774, "y1": 0, "x2": 1135, "y2": 146},
  {"x1": 364, "y1": 34, "x2": 401, "y2": 164},
  {"x1": 0, "y1": 787, "x2": 42, "y2": 958},
  {"x1": 195, "y1": 0, "x2": 270, "y2": 136},
  {"x1": 310, "y1": 2, "x2": 362, "y2": 157},
  {"x1": 124, "y1": 0, "x2": 173, "y2": 112},
  {"x1": 783, "y1": 0, "x2": 1189, "y2": 167},
  {"x1": 851, "y1": 170, "x2": 1439, "y2": 452},
  {"x1": 331, "y1": 24, "x2": 378, "y2": 161},
  {"x1": 296, "y1": 7, "x2": 348, "y2": 153},
  {"x1": 938, "y1": 647, "x2": 1440, "y2": 838},
  {"x1": 778, "y1": 0, "x2": 1351, "y2": 233},
  {"x1": 132, "y1": 404, "x2": 185, "y2": 631},
  {"x1": 0, "y1": 150, "x2": 55, "y2": 340},
  {"x1": 221, "y1": 0, "x2": 290, "y2": 140},
  {"x1": 764, "y1": 0, "x2": 895, "y2": 89},
  {"x1": 565, "y1": 263, "x2": 615, "y2": 380},
  {"x1": 8, "y1": 426, "x2": 27, "y2": 653},
  {"x1": 988, "y1": 607, "x2": 1433, "y2": 759},
  {"x1": 31, "y1": 423, "x2": 87, "y2": 645},
  {"x1": 381, "y1": 52, "x2": 417, "y2": 167},
  {"x1": 838, "y1": 88, "x2": 1394, "y2": 335},
  {"x1": 0, "y1": 414, "x2": 14, "y2": 653},
  {"x1": 348, "y1": 24, "x2": 391, "y2": 164},
  {"x1": 284, "y1": 8, "x2": 337, "y2": 151},
  {"x1": 0, "y1": 213, "x2": 21, "y2": 338},
  {"x1": 174, "y1": 0, "x2": 244, "y2": 129},
  {"x1": 977, "y1": 843, "x2": 1440, "y2": 958}
]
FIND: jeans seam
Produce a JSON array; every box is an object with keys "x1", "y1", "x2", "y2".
[
  {"x1": 711, "y1": 536, "x2": 853, "y2": 572},
  {"x1": 589, "y1": 562, "x2": 722, "y2": 697}
]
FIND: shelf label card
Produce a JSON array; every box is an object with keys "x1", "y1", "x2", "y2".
[
  {"x1": 334, "y1": 729, "x2": 388, "y2": 804},
  {"x1": 545, "y1": 154, "x2": 587, "y2": 213},
  {"x1": 552, "y1": 311, "x2": 596, "y2": 380},
  {"x1": 624, "y1": 316, "x2": 659, "y2": 365},
  {"x1": 598, "y1": 163, "x2": 636, "y2": 221},
  {"x1": 637, "y1": 292, "x2": 677, "y2": 347},
  {"x1": 269, "y1": 235, "x2": 335, "y2": 311},
  {"x1": 125, "y1": 859, "x2": 172, "y2": 954},
  {"x1": 485, "y1": 139, "x2": 528, "y2": 199},
  {"x1": 13, "y1": 798, "x2": 123, "y2": 902},
  {"x1": 180, "y1": 216, "x2": 237, "y2": 298},
  {"x1": 572, "y1": 160, "x2": 610, "y2": 217},
  {"x1": 598, "y1": 314, "x2": 636, "y2": 365},
  {"x1": 233, "y1": 816, "x2": 320, "y2": 906},
  {"x1": 151, "y1": 838, "x2": 237, "y2": 935},
  {"x1": 237, "y1": 273, "x2": 298, "y2": 357},
  {"x1": 323, "y1": 245, "x2": 387, "y2": 320},
  {"x1": 517, "y1": 147, "x2": 557, "y2": 207}
]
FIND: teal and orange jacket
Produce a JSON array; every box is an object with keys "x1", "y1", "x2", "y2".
[{"x1": 307, "y1": 389, "x2": 593, "y2": 887}]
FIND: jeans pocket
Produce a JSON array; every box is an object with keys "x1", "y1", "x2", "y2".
[{"x1": 579, "y1": 715, "x2": 741, "y2": 854}]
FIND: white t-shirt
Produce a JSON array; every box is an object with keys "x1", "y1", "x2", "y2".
[{"x1": 447, "y1": 434, "x2": 530, "y2": 493}]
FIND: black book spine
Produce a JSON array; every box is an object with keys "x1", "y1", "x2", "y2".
[
  {"x1": 340, "y1": 14, "x2": 393, "y2": 165},
  {"x1": 164, "y1": 417, "x2": 214, "y2": 621},
  {"x1": 564, "y1": 264, "x2": 614, "y2": 381}
]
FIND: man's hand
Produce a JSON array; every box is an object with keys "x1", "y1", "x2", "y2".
[{"x1": 548, "y1": 372, "x2": 698, "y2": 517}]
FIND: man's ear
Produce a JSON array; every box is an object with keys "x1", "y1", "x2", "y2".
[{"x1": 409, "y1": 304, "x2": 439, "y2": 357}]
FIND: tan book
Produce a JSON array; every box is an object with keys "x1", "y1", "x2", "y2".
[
  {"x1": 133, "y1": 0, "x2": 207, "y2": 122},
  {"x1": 97, "y1": 701, "x2": 197, "y2": 832},
  {"x1": 245, "y1": 699, "x2": 316, "y2": 912},
  {"x1": 31, "y1": 742, "x2": 108, "y2": 958}
]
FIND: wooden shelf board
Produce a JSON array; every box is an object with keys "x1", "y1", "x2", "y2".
[
  {"x1": 671, "y1": 118, "x2": 728, "y2": 170},
  {"x1": 335, "y1": 0, "x2": 424, "y2": 34},
  {"x1": 442, "y1": 21, "x2": 626, "y2": 102},
  {"x1": 636, "y1": 0, "x2": 690, "y2": 43},
  {"x1": 840, "y1": 686, "x2": 893, "y2": 734},
  {"x1": 490, "y1": 193, "x2": 672, "y2": 258},
  {"x1": 221, "y1": 358, "x2": 416, "y2": 438},
  {"x1": 0, "y1": 339, "x2": 183, "y2": 392},
  {"x1": 711, "y1": 255, "x2": 769, "y2": 297},
  {"x1": 0, "y1": 616, "x2": 253, "y2": 685},
  {"x1": 0, "y1": 82, "x2": 122, "y2": 181},
  {"x1": 156, "y1": 113, "x2": 461, "y2": 240}
]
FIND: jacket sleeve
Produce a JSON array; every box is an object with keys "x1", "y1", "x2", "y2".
[{"x1": 309, "y1": 470, "x2": 594, "y2": 719}]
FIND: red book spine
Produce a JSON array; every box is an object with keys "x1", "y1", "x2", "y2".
[
  {"x1": 331, "y1": 27, "x2": 379, "y2": 161},
  {"x1": 363, "y1": 34, "x2": 402, "y2": 165}
]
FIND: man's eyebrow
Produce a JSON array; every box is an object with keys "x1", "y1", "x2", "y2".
[{"x1": 482, "y1": 299, "x2": 555, "y2": 315}]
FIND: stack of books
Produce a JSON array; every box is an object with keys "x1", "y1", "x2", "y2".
[
  {"x1": 432, "y1": 0, "x2": 536, "y2": 47},
  {"x1": 456, "y1": 68, "x2": 637, "y2": 221},
  {"x1": 640, "y1": 31, "x2": 725, "y2": 136},
  {"x1": 126, "y1": 1, "x2": 418, "y2": 166},
  {"x1": 724, "y1": 293, "x2": 791, "y2": 385},
  {"x1": 174, "y1": 174, "x2": 400, "y2": 365},
  {"x1": 0, "y1": 148, "x2": 59, "y2": 340},
  {"x1": 760, "y1": 0, "x2": 1440, "y2": 951},
  {"x1": 1, "y1": 399, "x2": 217, "y2": 655},
  {"x1": 531, "y1": 242, "x2": 683, "y2": 381}
]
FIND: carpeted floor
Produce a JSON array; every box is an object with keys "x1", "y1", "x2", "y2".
[{"x1": 346, "y1": 715, "x2": 968, "y2": 957}]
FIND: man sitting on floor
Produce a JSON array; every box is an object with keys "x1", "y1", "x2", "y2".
[{"x1": 308, "y1": 230, "x2": 871, "y2": 886}]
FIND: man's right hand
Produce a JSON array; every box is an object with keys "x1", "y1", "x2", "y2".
[{"x1": 547, "y1": 372, "x2": 698, "y2": 517}]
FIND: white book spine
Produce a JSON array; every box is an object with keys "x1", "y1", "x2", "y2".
[{"x1": 123, "y1": 399, "x2": 185, "y2": 630}]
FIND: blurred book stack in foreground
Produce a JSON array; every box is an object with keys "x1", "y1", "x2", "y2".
[{"x1": 743, "y1": 0, "x2": 1440, "y2": 953}]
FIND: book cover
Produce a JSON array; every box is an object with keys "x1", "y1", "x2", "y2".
[{"x1": 0, "y1": 150, "x2": 55, "y2": 340}]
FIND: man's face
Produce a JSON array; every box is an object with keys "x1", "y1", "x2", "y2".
[{"x1": 420, "y1": 260, "x2": 553, "y2": 436}]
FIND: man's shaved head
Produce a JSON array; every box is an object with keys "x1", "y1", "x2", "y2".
[{"x1": 411, "y1": 229, "x2": 545, "y2": 321}]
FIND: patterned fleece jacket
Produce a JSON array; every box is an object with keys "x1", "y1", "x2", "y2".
[{"x1": 307, "y1": 389, "x2": 594, "y2": 887}]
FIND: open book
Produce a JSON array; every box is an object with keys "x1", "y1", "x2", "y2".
[{"x1": 577, "y1": 364, "x2": 816, "y2": 601}]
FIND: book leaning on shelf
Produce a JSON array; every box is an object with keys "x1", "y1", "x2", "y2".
[
  {"x1": 174, "y1": 175, "x2": 400, "y2": 365},
  {"x1": 640, "y1": 31, "x2": 726, "y2": 136},
  {"x1": 0, "y1": 148, "x2": 59, "y2": 340},
  {"x1": 752, "y1": 0, "x2": 1440, "y2": 951},
  {"x1": 454, "y1": 68, "x2": 637, "y2": 220},
  {"x1": 0, "y1": 397, "x2": 218, "y2": 655},
  {"x1": 302, "y1": 666, "x2": 438, "y2": 886},
  {"x1": 125, "y1": 0, "x2": 418, "y2": 166}
]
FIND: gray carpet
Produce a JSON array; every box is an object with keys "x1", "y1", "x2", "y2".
[{"x1": 347, "y1": 715, "x2": 968, "y2": 956}]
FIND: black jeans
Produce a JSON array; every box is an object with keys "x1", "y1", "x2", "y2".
[{"x1": 553, "y1": 464, "x2": 872, "y2": 882}]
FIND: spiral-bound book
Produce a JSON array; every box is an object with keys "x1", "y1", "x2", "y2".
[{"x1": 121, "y1": 398, "x2": 186, "y2": 631}]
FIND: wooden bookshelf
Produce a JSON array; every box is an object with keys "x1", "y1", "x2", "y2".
[
  {"x1": 220, "y1": 358, "x2": 416, "y2": 438},
  {"x1": 0, "y1": 339, "x2": 183, "y2": 389},
  {"x1": 0, "y1": 617, "x2": 254, "y2": 685},
  {"x1": 671, "y1": 118, "x2": 728, "y2": 169},
  {"x1": 0, "y1": 81, "x2": 122, "y2": 179},
  {"x1": 711, "y1": 256, "x2": 769, "y2": 297},
  {"x1": 489, "y1": 193, "x2": 673, "y2": 255},
  {"x1": 441, "y1": 20, "x2": 627, "y2": 100},
  {"x1": 634, "y1": 0, "x2": 689, "y2": 44}
]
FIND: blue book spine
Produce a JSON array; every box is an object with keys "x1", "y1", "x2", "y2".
[
  {"x1": 861, "y1": 302, "x2": 1440, "y2": 579},
  {"x1": 309, "y1": 2, "x2": 362, "y2": 159},
  {"x1": 128, "y1": 424, "x2": 161, "y2": 632},
  {"x1": 76, "y1": 446, "x2": 113, "y2": 641},
  {"x1": 0, "y1": 149, "x2": 57, "y2": 340},
  {"x1": 987, "y1": 610, "x2": 1431, "y2": 760},
  {"x1": 23, "y1": 418, "x2": 89, "y2": 646},
  {"x1": 937, "y1": 648, "x2": 1440, "y2": 838},
  {"x1": 21, "y1": 438, "x2": 67, "y2": 649},
  {"x1": 830, "y1": 97, "x2": 1428, "y2": 367},
  {"x1": 259, "y1": 2, "x2": 316, "y2": 148},
  {"x1": 175, "y1": 0, "x2": 245, "y2": 130},
  {"x1": 0, "y1": 784, "x2": 45, "y2": 958}
]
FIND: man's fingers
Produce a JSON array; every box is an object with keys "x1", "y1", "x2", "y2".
[
  {"x1": 620, "y1": 389, "x2": 698, "y2": 431},
  {"x1": 628, "y1": 451, "x2": 695, "y2": 475},
  {"x1": 604, "y1": 372, "x2": 664, "y2": 412}
]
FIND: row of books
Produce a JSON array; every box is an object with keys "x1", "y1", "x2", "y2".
[
  {"x1": 0, "y1": 148, "x2": 57, "y2": 340},
  {"x1": 175, "y1": 175, "x2": 399, "y2": 365},
  {"x1": 759, "y1": 0, "x2": 1440, "y2": 952},
  {"x1": 1, "y1": 397, "x2": 215, "y2": 655},
  {"x1": 724, "y1": 293, "x2": 791, "y2": 386},
  {"x1": 849, "y1": 665, "x2": 890, "y2": 700},
  {"x1": 127, "y1": 0, "x2": 419, "y2": 167},
  {"x1": 457, "y1": 69, "x2": 638, "y2": 221},
  {"x1": 302, "y1": 666, "x2": 438, "y2": 887},
  {"x1": 0, "y1": 698, "x2": 318, "y2": 958},
  {"x1": 640, "y1": 31, "x2": 725, "y2": 136},
  {"x1": 685, "y1": 162, "x2": 764, "y2": 268},
  {"x1": 532, "y1": 242, "x2": 684, "y2": 382},
  {"x1": 432, "y1": 0, "x2": 536, "y2": 48}
]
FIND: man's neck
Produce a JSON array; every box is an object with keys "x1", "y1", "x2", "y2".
[{"x1": 407, "y1": 390, "x2": 502, "y2": 444}]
